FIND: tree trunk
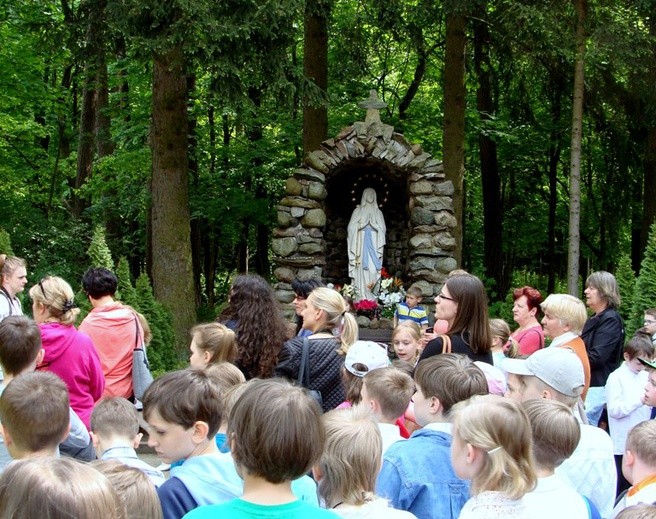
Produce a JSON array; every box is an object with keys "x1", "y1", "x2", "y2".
[
  {"x1": 302, "y1": 0, "x2": 329, "y2": 156},
  {"x1": 567, "y1": 0, "x2": 586, "y2": 295},
  {"x1": 150, "y1": 45, "x2": 196, "y2": 351},
  {"x1": 442, "y1": 11, "x2": 467, "y2": 267},
  {"x1": 547, "y1": 75, "x2": 564, "y2": 294}
]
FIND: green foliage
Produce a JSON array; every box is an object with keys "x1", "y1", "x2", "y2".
[
  {"x1": 615, "y1": 253, "x2": 636, "y2": 329},
  {"x1": 629, "y1": 224, "x2": 656, "y2": 336},
  {"x1": 0, "y1": 229, "x2": 13, "y2": 256},
  {"x1": 87, "y1": 226, "x2": 114, "y2": 271},
  {"x1": 116, "y1": 257, "x2": 138, "y2": 307}
]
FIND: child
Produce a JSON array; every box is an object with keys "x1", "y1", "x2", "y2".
[
  {"x1": 616, "y1": 504, "x2": 656, "y2": 518},
  {"x1": 394, "y1": 287, "x2": 428, "y2": 330},
  {"x1": 143, "y1": 369, "x2": 241, "y2": 519},
  {"x1": 184, "y1": 378, "x2": 338, "y2": 518},
  {"x1": 376, "y1": 354, "x2": 489, "y2": 519},
  {"x1": 522, "y1": 399, "x2": 600, "y2": 518},
  {"x1": 0, "y1": 371, "x2": 71, "y2": 460},
  {"x1": 360, "y1": 367, "x2": 414, "y2": 454},
  {"x1": 451, "y1": 394, "x2": 536, "y2": 518},
  {"x1": 0, "y1": 315, "x2": 93, "y2": 468},
  {"x1": 613, "y1": 420, "x2": 656, "y2": 516},
  {"x1": 188, "y1": 323, "x2": 238, "y2": 370},
  {"x1": 337, "y1": 341, "x2": 390, "y2": 409},
  {"x1": 90, "y1": 397, "x2": 166, "y2": 487},
  {"x1": 489, "y1": 318, "x2": 517, "y2": 367},
  {"x1": 391, "y1": 322, "x2": 422, "y2": 365},
  {"x1": 606, "y1": 334, "x2": 654, "y2": 495},
  {"x1": 314, "y1": 406, "x2": 415, "y2": 518},
  {"x1": 204, "y1": 362, "x2": 246, "y2": 453},
  {"x1": 0, "y1": 457, "x2": 122, "y2": 519},
  {"x1": 643, "y1": 309, "x2": 656, "y2": 345},
  {"x1": 94, "y1": 460, "x2": 164, "y2": 519}
]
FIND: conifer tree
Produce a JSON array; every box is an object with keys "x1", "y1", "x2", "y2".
[
  {"x1": 0, "y1": 229, "x2": 13, "y2": 256},
  {"x1": 615, "y1": 253, "x2": 636, "y2": 329},
  {"x1": 116, "y1": 257, "x2": 138, "y2": 307},
  {"x1": 630, "y1": 223, "x2": 656, "y2": 335},
  {"x1": 87, "y1": 226, "x2": 114, "y2": 270}
]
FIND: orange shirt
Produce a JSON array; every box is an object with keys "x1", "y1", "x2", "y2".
[{"x1": 558, "y1": 336, "x2": 591, "y2": 401}]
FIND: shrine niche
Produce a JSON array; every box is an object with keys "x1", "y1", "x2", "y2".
[{"x1": 272, "y1": 92, "x2": 457, "y2": 323}]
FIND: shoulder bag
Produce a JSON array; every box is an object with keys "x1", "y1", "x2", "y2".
[{"x1": 132, "y1": 314, "x2": 154, "y2": 401}]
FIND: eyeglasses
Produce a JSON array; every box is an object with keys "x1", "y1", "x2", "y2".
[
  {"x1": 645, "y1": 319, "x2": 656, "y2": 325},
  {"x1": 437, "y1": 292, "x2": 455, "y2": 302}
]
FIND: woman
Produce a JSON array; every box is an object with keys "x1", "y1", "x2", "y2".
[
  {"x1": 418, "y1": 274, "x2": 493, "y2": 364},
  {"x1": 581, "y1": 271, "x2": 624, "y2": 426},
  {"x1": 275, "y1": 287, "x2": 358, "y2": 412},
  {"x1": 540, "y1": 293, "x2": 591, "y2": 400},
  {"x1": 291, "y1": 278, "x2": 323, "y2": 337},
  {"x1": 30, "y1": 276, "x2": 104, "y2": 429},
  {"x1": 509, "y1": 286, "x2": 544, "y2": 355},
  {"x1": 218, "y1": 274, "x2": 290, "y2": 380},
  {"x1": 0, "y1": 255, "x2": 27, "y2": 321}
]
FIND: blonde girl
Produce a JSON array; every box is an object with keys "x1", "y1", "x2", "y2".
[
  {"x1": 0, "y1": 254, "x2": 27, "y2": 320},
  {"x1": 489, "y1": 319, "x2": 518, "y2": 367},
  {"x1": 451, "y1": 394, "x2": 536, "y2": 518},
  {"x1": 189, "y1": 323, "x2": 238, "y2": 370},
  {"x1": 391, "y1": 321, "x2": 422, "y2": 365}
]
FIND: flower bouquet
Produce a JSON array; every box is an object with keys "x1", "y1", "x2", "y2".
[{"x1": 353, "y1": 299, "x2": 382, "y2": 320}]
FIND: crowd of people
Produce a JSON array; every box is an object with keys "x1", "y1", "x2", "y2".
[{"x1": 0, "y1": 253, "x2": 655, "y2": 518}]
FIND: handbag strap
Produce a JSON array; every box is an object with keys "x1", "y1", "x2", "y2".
[
  {"x1": 133, "y1": 314, "x2": 141, "y2": 350},
  {"x1": 297, "y1": 337, "x2": 311, "y2": 388},
  {"x1": 440, "y1": 334, "x2": 452, "y2": 354}
]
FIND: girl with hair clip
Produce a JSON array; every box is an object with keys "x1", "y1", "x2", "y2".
[
  {"x1": 218, "y1": 274, "x2": 291, "y2": 380},
  {"x1": 29, "y1": 276, "x2": 104, "y2": 429},
  {"x1": 188, "y1": 322, "x2": 238, "y2": 370},
  {"x1": 451, "y1": 394, "x2": 537, "y2": 518},
  {"x1": 418, "y1": 274, "x2": 493, "y2": 364},
  {"x1": 0, "y1": 254, "x2": 27, "y2": 321},
  {"x1": 275, "y1": 287, "x2": 358, "y2": 412}
]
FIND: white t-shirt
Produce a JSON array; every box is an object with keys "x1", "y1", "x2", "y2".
[
  {"x1": 523, "y1": 474, "x2": 590, "y2": 518},
  {"x1": 332, "y1": 497, "x2": 417, "y2": 518}
]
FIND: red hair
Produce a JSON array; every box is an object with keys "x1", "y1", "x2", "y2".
[{"x1": 512, "y1": 286, "x2": 543, "y2": 311}]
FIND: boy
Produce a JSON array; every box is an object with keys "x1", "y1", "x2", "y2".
[
  {"x1": 0, "y1": 315, "x2": 93, "y2": 469},
  {"x1": 0, "y1": 371, "x2": 70, "y2": 460},
  {"x1": 504, "y1": 347, "x2": 616, "y2": 518},
  {"x1": 184, "y1": 378, "x2": 337, "y2": 518},
  {"x1": 394, "y1": 287, "x2": 428, "y2": 329},
  {"x1": 360, "y1": 367, "x2": 414, "y2": 454},
  {"x1": 612, "y1": 420, "x2": 656, "y2": 517},
  {"x1": 376, "y1": 354, "x2": 488, "y2": 519},
  {"x1": 643, "y1": 309, "x2": 656, "y2": 345},
  {"x1": 522, "y1": 399, "x2": 600, "y2": 518},
  {"x1": 606, "y1": 335, "x2": 654, "y2": 495},
  {"x1": 143, "y1": 369, "x2": 242, "y2": 519},
  {"x1": 90, "y1": 397, "x2": 165, "y2": 487}
]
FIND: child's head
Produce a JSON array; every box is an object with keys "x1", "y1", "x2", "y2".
[
  {"x1": 522, "y1": 399, "x2": 580, "y2": 471},
  {"x1": 623, "y1": 420, "x2": 656, "y2": 484},
  {"x1": 405, "y1": 287, "x2": 422, "y2": 308},
  {"x1": 0, "y1": 315, "x2": 43, "y2": 376},
  {"x1": 93, "y1": 460, "x2": 163, "y2": 519},
  {"x1": 361, "y1": 367, "x2": 414, "y2": 422},
  {"x1": 142, "y1": 369, "x2": 222, "y2": 463},
  {"x1": 624, "y1": 334, "x2": 655, "y2": 374},
  {"x1": 0, "y1": 372, "x2": 70, "y2": 458},
  {"x1": 391, "y1": 322, "x2": 422, "y2": 362},
  {"x1": 315, "y1": 406, "x2": 381, "y2": 508},
  {"x1": 489, "y1": 318, "x2": 510, "y2": 348},
  {"x1": 643, "y1": 309, "x2": 656, "y2": 336},
  {"x1": 451, "y1": 394, "x2": 536, "y2": 499},
  {"x1": 189, "y1": 323, "x2": 238, "y2": 369},
  {"x1": 90, "y1": 398, "x2": 140, "y2": 453},
  {"x1": 0, "y1": 457, "x2": 122, "y2": 519},
  {"x1": 616, "y1": 504, "x2": 656, "y2": 519},
  {"x1": 413, "y1": 354, "x2": 488, "y2": 425},
  {"x1": 342, "y1": 341, "x2": 390, "y2": 405},
  {"x1": 204, "y1": 361, "x2": 246, "y2": 390},
  {"x1": 229, "y1": 378, "x2": 324, "y2": 484}
]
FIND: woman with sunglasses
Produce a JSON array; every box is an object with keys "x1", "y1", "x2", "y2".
[
  {"x1": 29, "y1": 276, "x2": 104, "y2": 429},
  {"x1": 418, "y1": 274, "x2": 493, "y2": 364}
]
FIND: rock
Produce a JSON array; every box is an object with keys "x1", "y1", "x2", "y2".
[
  {"x1": 409, "y1": 181, "x2": 433, "y2": 195},
  {"x1": 277, "y1": 210, "x2": 292, "y2": 227},
  {"x1": 409, "y1": 256, "x2": 438, "y2": 271},
  {"x1": 279, "y1": 197, "x2": 320, "y2": 209},
  {"x1": 302, "y1": 208, "x2": 326, "y2": 227},
  {"x1": 307, "y1": 182, "x2": 327, "y2": 200},
  {"x1": 357, "y1": 315, "x2": 371, "y2": 328},
  {"x1": 379, "y1": 318, "x2": 394, "y2": 330},
  {"x1": 275, "y1": 290, "x2": 295, "y2": 304},
  {"x1": 285, "y1": 177, "x2": 303, "y2": 196},
  {"x1": 274, "y1": 267, "x2": 295, "y2": 283},
  {"x1": 434, "y1": 181, "x2": 454, "y2": 196},
  {"x1": 273, "y1": 227, "x2": 298, "y2": 238},
  {"x1": 299, "y1": 242, "x2": 323, "y2": 254},
  {"x1": 409, "y1": 235, "x2": 433, "y2": 250},
  {"x1": 416, "y1": 196, "x2": 452, "y2": 212},
  {"x1": 290, "y1": 206, "x2": 305, "y2": 218},
  {"x1": 305, "y1": 152, "x2": 329, "y2": 173},
  {"x1": 434, "y1": 211, "x2": 457, "y2": 228},
  {"x1": 413, "y1": 224, "x2": 441, "y2": 233},
  {"x1": 272, "y1": 237, "x2": 297, "y2": 257},
  {"x1": 436, "y1": 256, "x2": 458, "y2": 273},
  {"x1": 296, "y1": 267, "x2": 323, "y2": 281},
  {"x1": 273, "y1": 256, "x2": 326, "y2": 268},
  {"x1": 411, "y1": 281, "x2": 434, "y2": 298},
  {"x1": 411, "y1": 207, "x2": 434, "y2": 226},
  {"x1": 295, "y1": 168, "x2": 325, "y2": 183},
  {"x1": 434, "y1": 233, "x2": 456, "y2": 251}
]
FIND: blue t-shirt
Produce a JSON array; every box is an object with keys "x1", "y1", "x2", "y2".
[
  {"x1": 395, "y1": 302, "x2": 428, "y2": 326},
  {"x1": 183, "y1": 498, "x2": 338, "y2": 519}
]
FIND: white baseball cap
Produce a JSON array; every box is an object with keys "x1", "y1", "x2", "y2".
[{"x1": 344, "y1": 341, "x2": 390, "y2": 377}]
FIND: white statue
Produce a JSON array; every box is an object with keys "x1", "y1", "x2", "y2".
[{"x1": 347, "y1": 188, "x2": 386, "y2": 301}]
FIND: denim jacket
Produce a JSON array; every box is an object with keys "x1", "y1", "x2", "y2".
[{"x1": 376, "y1": 427, "x2": 470, "y2": 519}]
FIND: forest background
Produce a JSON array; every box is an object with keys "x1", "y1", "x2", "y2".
[{"x1": 1, "y1": 0, "x2": 655, "y2": 369}]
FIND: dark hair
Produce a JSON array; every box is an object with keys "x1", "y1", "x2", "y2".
[
  {"x1": 292, "y1": 278, "x2": 324, "y2": 334},
  {"x1": 229, "y1": 379, "x2": 324, "y2": 484},
  {"x1": 142, "y1": 369, "x2": 222, "y2": 438},
  {"x1": 82, "y1": 268, "x2": 118, "y2": 299},
  {"x1": 415, "y1": 354, "x2": 488, "y2": 417},
  {"x1": 625, "y1": 333, "x2": 655, "y2": 360},
  {"x1": 445, "y1": 274, "x2": 492, "y2": 354},
  {"x1": 219, "y1": 274, "x2": 290, "y2": 378},
  {"x1": 0, "y1": 316, "x2": 42, "y2": 376},
  {"x1": 512, "y1": 286, "x2": 543, "y2": 313}
]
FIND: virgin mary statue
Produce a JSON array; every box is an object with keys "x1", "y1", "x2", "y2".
[{"x1": 347, "y1": 188, "x2": 386, "y2": 300}]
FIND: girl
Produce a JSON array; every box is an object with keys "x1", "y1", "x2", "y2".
[
  {"x1": 391, "y1": 321, "x2": 422, "y2": 365},
  {"x1": 0, "y1": 254, "x2": 27, "y2": 321},
  {"x1": 451, "y1": 394, "x2": 536, "y2": 518},
  {"x1": 189, "y1": 323, "x2": 238, "y2": 370},
  {"x1": 489, "y1": 318, "x2": 517, "y2": 367}
]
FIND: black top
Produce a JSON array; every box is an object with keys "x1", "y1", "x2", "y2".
[
  {"x1": 418, "y1": 332, "x2": 493, "y2": 365},
  {"x1": 581, "y1": 307, "x2": 624, "y2": 387}
]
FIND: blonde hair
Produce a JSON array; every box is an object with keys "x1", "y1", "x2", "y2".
[
  {"x1": 0, "y1": 457, "x2": 124, "y2": 519},
  {"x1": 205, "y1": 362, "x2": 246, "y2": 390},
  {"x1": 191, "y1": 323, "x2": 238, "y2": 365},
  {"x1": 0, "y1": 254, "x2": 26, "y2": 279},
  {"x1": 363, "y1": 367, "x2": 414, "y2": 420},
  {"x1": 452, "y1": 394, "x2": 536, "y2": 499},
  {"x1": 616, "y1": 504, "x2": 656, "y2": 519},
  {"x1": 626, "y1": 420, "x2": 656, "y2": 468},
  {"x1": 540, "y1": 294, "x2": 588, "y2": 334},
  {"x1": 307, "y1": 287, "x2": 358, "y2": 354},
  {"x1": 489, "y1": 319, "x2": 518, "y2": 357},
  {"x1": 28, "y1": 276, "x2": 79, "y2": 326},
  {"x1": 317, "y1": 406, "x2": 381, "y2": 507}
]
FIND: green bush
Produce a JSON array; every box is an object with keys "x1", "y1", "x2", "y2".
[
  {"x1": 615, "y1": 253, "x2": 636, "y2": 333},
  {"x1": 629, "y1": 223, "x2": 656, "y2": 335}
]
